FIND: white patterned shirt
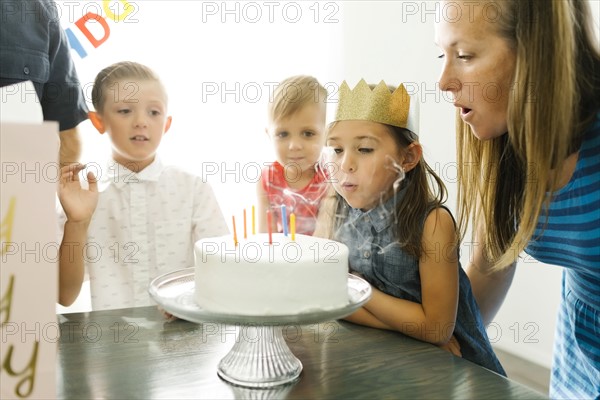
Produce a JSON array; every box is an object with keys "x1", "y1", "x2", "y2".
[{"x1": 63, "y1": 157, "x2": 228, "y2": 311}]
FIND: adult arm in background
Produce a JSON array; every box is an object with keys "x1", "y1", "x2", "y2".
[
  {"x1": 465, "y1": 222, "x2": 516, "y2": 326},
  {"x1": 46, "y1": 9, "x2": 87, "y2": 166},
  {"x1": 0, "y1": 0, "x2": 88, "y2": 165},
  {"x1": 59, "y1": 127, "x2": 82, "y2": 166}
]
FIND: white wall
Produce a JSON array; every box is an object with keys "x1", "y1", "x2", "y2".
[{"x1": 57, "y1": 0, "x2": 600, "y2": 371}]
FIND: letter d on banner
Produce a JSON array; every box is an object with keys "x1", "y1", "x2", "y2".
[{"x1": 75, "y1": 13, "x2": 111, "y2": 48}]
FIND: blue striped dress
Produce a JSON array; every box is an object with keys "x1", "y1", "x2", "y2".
[{"x1": 525, "y1": 112, "x2": 600, "y2": 399}]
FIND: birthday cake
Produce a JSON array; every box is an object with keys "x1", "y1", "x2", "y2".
[{"x1": 194, "y1": 233, "x2": 349, "y2": 315}]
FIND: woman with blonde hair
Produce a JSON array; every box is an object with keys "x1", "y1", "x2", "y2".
[{"x1": 435, "y1": 0, "x2": 599, "y2": 397}]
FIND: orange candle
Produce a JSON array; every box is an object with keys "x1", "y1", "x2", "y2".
[
  {"x1": 252, "y1": 205, "x2": 256, "y2": 235},
  {"x1": 243, "y1": 209, "x2": 248, "y2": 239},
  {"x1": 267, "y1": 210, "x2": 272, "y2": 245},
  {"x1": 232, "y1": 216, "x2": 238, "y2": 246},
  {"x1": 290, "y1": 213, "x2": 296, "y2": 241}
]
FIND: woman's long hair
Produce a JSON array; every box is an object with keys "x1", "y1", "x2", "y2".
[{"x1": 456, "y1": 0, "x2": 600, "y2": 269}]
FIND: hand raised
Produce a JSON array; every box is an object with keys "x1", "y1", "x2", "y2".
[{"x1": 58, "y1": 164, "x2": 99, "y2": 223}]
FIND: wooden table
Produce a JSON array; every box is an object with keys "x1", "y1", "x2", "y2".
[{"x1": 57, "y1": 306, "x2": 546, "y2": 399}]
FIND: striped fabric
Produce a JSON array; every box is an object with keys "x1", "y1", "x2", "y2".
[{"x1": 525, "y1": 112, "x2": 600, "y2": 399}]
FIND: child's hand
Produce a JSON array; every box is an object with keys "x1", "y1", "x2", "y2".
[
  {"x1": 58, "y1": 164, "x2": 99, "y2": 223},
  {"x1": 439, "y1": 335, "x2": 462, "y2": 357}
]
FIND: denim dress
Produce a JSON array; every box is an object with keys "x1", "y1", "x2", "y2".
[{"x1": 334, "y1": 191, "x2": 506, "y2": 375}]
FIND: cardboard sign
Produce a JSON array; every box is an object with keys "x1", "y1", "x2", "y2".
[{"x1": 1, "y1": 82, "x2": 59, "y2": 398}]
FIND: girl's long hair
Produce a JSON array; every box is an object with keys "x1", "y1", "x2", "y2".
[{"x1": 456, "y1": 0, "x2": 600, "y2": 269}]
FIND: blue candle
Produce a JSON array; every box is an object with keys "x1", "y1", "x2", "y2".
[{"x1": 281, "y1": 205, "x2": 288, "y2": 236}]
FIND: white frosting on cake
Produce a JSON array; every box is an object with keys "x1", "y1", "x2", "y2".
[{"x1": 194, "y1": 233, "x2": 349, "y2": 315}]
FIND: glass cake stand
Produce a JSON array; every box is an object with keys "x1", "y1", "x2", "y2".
[{"x1": 148, "y1": 268, "x2": 371, "y2": 388}]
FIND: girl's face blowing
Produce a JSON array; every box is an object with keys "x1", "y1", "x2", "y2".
[{"x1": 326, "y1": 120, "x2": 404, "y2": 211}]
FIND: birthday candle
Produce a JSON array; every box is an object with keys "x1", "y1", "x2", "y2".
[
  {"x1": 290, "y1": 213, "x2": 296, "y2": 241},
  {"x1": 281, "y1": 205, "x2": 288, "y2": 236},
  {"x1": 267, "y1": 210, "x2": 272, "y2": 245},
  {"x1": 243, "y1": 209, "x2": 247, "y2": 239},
  {"x1": 251, "y1": 205, "x2": 256, "y2": 235},
  {"x1": 232, "y1": 216, "x2": 238, "y2": 246}
]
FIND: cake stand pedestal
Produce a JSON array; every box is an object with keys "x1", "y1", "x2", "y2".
[
  {"x1": 148, "y1": 268, "x2": 371, "y2": 388},
  {"x1": 217, "y1": 325, "x2": 301, "y2": 387}
]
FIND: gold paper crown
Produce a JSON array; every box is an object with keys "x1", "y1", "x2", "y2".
[{"x1": 332, "y1": 79, "x2": 419, "y2": 135}]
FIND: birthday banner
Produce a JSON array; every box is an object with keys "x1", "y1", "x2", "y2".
[{"x1": 1, "y1": 83, "x2": 60, "y2": 397}]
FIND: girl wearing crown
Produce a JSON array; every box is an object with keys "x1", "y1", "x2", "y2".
[{"x1": 316, "y1": 79, "x2": 505, "y2": 375}]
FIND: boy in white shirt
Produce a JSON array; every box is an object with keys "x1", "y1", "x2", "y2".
[{"x1": 58, "y1": 61, "x2": 228, "y2": 311}]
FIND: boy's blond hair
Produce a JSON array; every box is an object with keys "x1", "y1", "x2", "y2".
[
  {"x1": 91, "y1": 61, "x2": 166, "y2": 113},
  {"x1": 268, "y1": 75, "x2": 327, "y2": 123}
]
